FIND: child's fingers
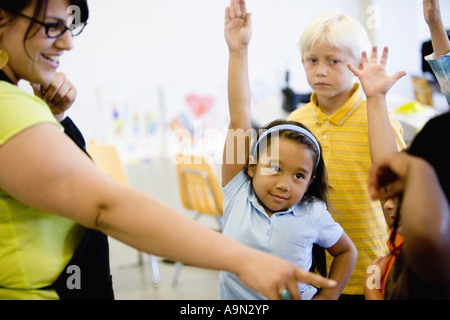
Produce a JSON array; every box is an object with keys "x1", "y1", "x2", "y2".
[
  {"x1": 379, "y1": 46, "x2": 389, "y2": 66},
  {"x1": 229, "y1": 0, "x2": 235, "y2": 20},
  {"x1": 347, "y1": 63, "x2": 361, "y2": 77},
  {"x1": 361, "y1": 50, "x2": 369, "y2": 65},
  {"x1": 370, "y1": 256, "x2": 384, "y2": 266},
  {"x1": 378, "y1": 180, "x2": 404, "y2": 199},
  {"x1": 392, "y1": 71, "x2": 407, "y2": 83},
  {"x1": 370, "y1": 46, "x2": 379, "y2": 64},
  {"x1": 370, "y1": 174, "x2": 404, "y2": 200},
  {"x1": 225, "y1": 7, "x2": 231, "y2": 25},
  {"x1": 233, "y1": 0, "x2": 242, "y2": 18},
  {"x1": 245, "y1": 12, "x2": 252, "y2": 29},
  {"x1": 241, "y1": 0, "x2": 247, "y2": 18}
]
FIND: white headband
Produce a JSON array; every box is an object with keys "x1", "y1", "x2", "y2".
[{"x1": 251, "y1": 124, "x2": 321, "y2": 167}]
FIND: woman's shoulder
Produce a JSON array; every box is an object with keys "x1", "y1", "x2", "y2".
[
  {"x1": 0, "y1": 81, "x2": 59, "y2": 145},
  {"x1": 0, "y1": 81, "x2": 49, "y2": 108}
]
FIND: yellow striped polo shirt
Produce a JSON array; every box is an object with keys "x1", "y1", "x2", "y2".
[{"x1": 288, "y1": 83, "x2": 406, "y2": 295}]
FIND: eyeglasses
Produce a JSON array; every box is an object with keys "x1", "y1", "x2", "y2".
[{"x1": 15, "y1": 12, "x2": 87, "y2": 39}]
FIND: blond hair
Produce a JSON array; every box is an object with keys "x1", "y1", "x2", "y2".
[{"x1": 299, "y1": 11, "x2": 372, "y2": 63}]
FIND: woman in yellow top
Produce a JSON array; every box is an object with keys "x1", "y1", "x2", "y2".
[{"x1": 0, "y1": 0, "x2": 336, "y2": 300}]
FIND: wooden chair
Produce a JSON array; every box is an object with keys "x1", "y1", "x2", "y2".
[
  {"x1": 412, "y1": 76, "x2": 434, "y2": 107},
  {"x1": 170, "y1": 154, "x2": 224, "y2": 286},
  {"x1": 86, "y1": 143, "x2": 161, "y2": 288}
]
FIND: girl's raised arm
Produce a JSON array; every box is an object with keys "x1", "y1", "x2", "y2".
[
  {"x1": 222, "y1": 0, "x2": 253, "y2": 186},
  {"x1": 423, "y1": 0, "x2": 450, "y2": 57}
]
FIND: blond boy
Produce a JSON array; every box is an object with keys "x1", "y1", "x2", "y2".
[{"x1": 288, "y1": 12, "x2": 406, "y2": 298}]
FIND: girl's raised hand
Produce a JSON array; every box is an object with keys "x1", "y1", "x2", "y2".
[
  {"x1": 225, "y1": 0, "x2": 252, "y2": 51},
  {"x1": 423, "y1": 0, "x2": 442, "y2": 26}
]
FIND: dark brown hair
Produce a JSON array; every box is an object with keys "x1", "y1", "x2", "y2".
[
  {"x1": 254, "y1": 119, "x2": 331, "y2": 209},
  {"x1": 0, "y1": 0, "x2": 89, "y2": 44}
]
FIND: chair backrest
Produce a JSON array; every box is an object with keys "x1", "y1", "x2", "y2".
[
  {"x1": 86, "y1": 143, "x2": 130, "y2": 187},
  {"x1": 175, "y1": 155, "x2": 223, "y2": 216},
  {"x1": 412, "y1": 76, "x2": 434, "y2": 107}
]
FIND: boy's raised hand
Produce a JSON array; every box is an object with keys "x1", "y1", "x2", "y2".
[
  {"x1": 348, "y1": 46, "x2": 406, "y2": 99},
  {"x1": 225, "y1": 0, "x2": 252, "y2": 51}
]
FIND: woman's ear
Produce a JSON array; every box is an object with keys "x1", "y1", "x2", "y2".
[{"x1": 0, "y1": 9, "x2": 12, "y2": 35}]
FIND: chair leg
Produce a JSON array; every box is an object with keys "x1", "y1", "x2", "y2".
[
  {"x1": 148, "y1": 255, "x2": 161, "y2": 288},
  {"x1": 171, "y1": 262, "x2": 183, "y2": 287},
  {"x1": 137, "y1": 251, "x2": 144, "y2": 265}
]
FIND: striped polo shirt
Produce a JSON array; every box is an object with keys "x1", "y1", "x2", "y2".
[{"x1": 288, "y1": 83, "x2": 406, "y2": 295}]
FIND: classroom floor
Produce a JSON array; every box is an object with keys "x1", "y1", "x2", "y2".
[{"x1": 109, "y1": 237, "x2": 220, "y2": 300}]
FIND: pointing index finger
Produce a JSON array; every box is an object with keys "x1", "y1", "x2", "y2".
[{"x1": 295, "y1": 268, "x2": 337, "y2": 289}]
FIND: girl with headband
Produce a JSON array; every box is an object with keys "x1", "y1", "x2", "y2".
[{"x1": 220, "y1": 0, "x2": 357, "y2": 300}]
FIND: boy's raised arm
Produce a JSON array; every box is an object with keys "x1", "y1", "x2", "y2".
[
  {"x1": 348, "y1": 46, "x2": 406, "y2": 227},
  {"x1": 222, "y1": 0, "x2": 253, "y2": 186},
  {"x1": 348, "y1": 47, "x2": 406, "y2": 164}
]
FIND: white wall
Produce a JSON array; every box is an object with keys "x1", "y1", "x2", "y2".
[
  {"x1": 59, "y1": 0, "x2": 450, "y2": 163},
  {"x1": 369, "y1": 0, "x2": 450, "y2": 105}
]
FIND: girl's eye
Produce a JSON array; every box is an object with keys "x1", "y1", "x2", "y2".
[
  {"x1": 270, "y1": 166, "x2": 281, "y2": 173},
  {"x1": 295, "y1": 173, "x2": 304, "y2": 180},
  {"x1": 329, "y1": 60, "x2": 340, "y2": 65},
  {"x1": 260, "y1": 165, "x2": 280, "y2": 176}
]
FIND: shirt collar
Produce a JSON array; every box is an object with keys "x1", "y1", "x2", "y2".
[
  {"x1": 387, "y1": 230, "x2": 404, "y2": 255},
  {"x1": 311, "y1": 83, "x2": 363, "y2": 126}
]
